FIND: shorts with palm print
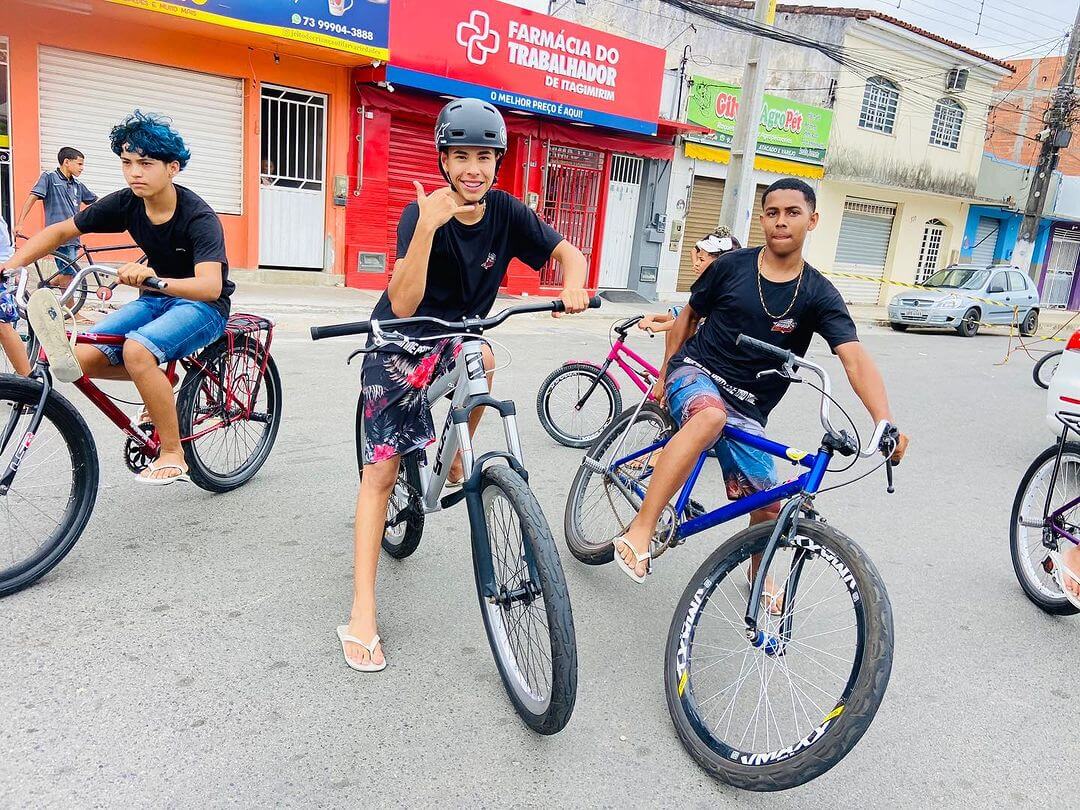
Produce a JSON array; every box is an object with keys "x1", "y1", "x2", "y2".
[{"x1": 359, "y1": 337, "x2": 463, "y2": 466}]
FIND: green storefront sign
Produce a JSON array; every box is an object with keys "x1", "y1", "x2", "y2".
[{"x1": 686, "y1": 76, "x2": 833, "y2": 165}]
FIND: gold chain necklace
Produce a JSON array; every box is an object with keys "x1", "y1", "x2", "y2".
[{"x1": 757, "y1": 248, "x2": 805, "y2": 320}]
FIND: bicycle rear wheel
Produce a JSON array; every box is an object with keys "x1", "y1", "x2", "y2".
[
  {"x1": 665, "y1": 520, "x2": 892, "y2": 791},
  {"x1": 563, "y1": 402, "x2": 674, "y2": 565},
  {"x1": 476, "y1": 465, "x2": 577, "y2": 734},
  {"x1": 178, "y1": 339, "x2": 282, "y2": 492},
  {"x1": 1033, "y1": 350, "x2": 1062, "y2": 390},
  {"x1": 0, "y1": 377, "x2": 99, "y2": 597},
  {"x1": 1010, "y1": 442, "x2": 1080, "y2": 615},
  {"x1": 535, "y1": 363, "x2": 622, "y2": 448},
  {"x1": 31, "y1": 253, "x2": 87, "y2": 316}
]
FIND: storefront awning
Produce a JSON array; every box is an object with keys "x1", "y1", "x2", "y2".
[
  {"x1": 658, "y1": 119, "x2": 712, "y2": 137},
  {"x1": 684, "y1": 140, "x2": 825, "y2": 180}
]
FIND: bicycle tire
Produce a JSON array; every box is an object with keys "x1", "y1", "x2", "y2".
[
  {"x1": 0, "y1": 376, "x2": 99, "y2": 598},
  {"x1": 1033, "y1": 350, "x2": 1062, "y2": 390},
  {"x1": 355, "y1": 395, "x2": 426, "y2": 558},
  {"x1": 31, "y1": 253, "x2": 87, "y2": 316},
  {"x1": 664, "y1": 520, "x2": 893, "y2": 791},
  {"x1": 476, "y1": 465, "x2": 577, "y2": 734},
  {"x1": 1010, "y1": 442, "x2": 1080, "y2": 615},
  {"x1": 177, "y1": 339, "x2": 282, "y2": 493},
  {"x1": 563, "y1": 402, "x2": 674, "y2": 565},
  {"x1": 535, "y1": 363, "x2": 622, "y2": 448}
]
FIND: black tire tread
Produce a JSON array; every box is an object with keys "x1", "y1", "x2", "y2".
[
  {"x1": 1033, "y1": 349, "x2": 1062, "y2": 390},
  {"x1": 535, "y1": 363, "x2": 621, "y2": 449}
]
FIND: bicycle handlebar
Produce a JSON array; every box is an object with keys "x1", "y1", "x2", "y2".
[
  {"x1": 310, "y1": 295, "x2": 602, "y2": 341},
  {"x1": 9, "y1": 263, "x2": 166, "y2": 310},
  {"x1": 736, "y1": 332, "x2": 894, "y2": 460}
]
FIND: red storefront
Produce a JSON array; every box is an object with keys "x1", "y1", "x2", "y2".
[{"x1": 344, "y1": 0, "x2": 676, "y2": 294}]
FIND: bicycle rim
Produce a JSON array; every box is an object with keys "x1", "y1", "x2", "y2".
[
  {"x1": 481, "y1": 477, "x2": 553, "y2": 716},
  {"x1": 1015, "y1": 451, "x2": 1080, "y2": 602},
  {"x1": 675, "y1": 533, "x2": 866, "y2": 767},
  {"x1": 543, "y1": 369, "x2": 616, "y2": 444}
]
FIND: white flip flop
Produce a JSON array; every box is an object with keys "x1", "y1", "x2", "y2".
[
  {"x1": 1051, "y1": 550, "x2": 1080, "y2": 610},
  {"x1": 134, "y1": 463, "x2": 191, "y2": 486},
  {"x1": 613, "y1": 535, "x2": 651, "y2": 584},
  {"x1": 336, "y1": 625, "x2": 386, "y2": 672},
  {"x1": 26, "y1": 288, "x2": 83, "y2": 383}
]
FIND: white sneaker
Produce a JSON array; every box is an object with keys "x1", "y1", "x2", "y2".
[{"x1": 26, "y1": 289, "x2": 82, "y2": 383}]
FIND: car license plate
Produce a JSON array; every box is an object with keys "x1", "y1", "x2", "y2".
[{"x1": 901, "y1": 309, "x2": 919, "y2": 317}]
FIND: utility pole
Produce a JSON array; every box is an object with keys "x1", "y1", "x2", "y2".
[
  {"x1": 717, "y1": 0, "x2": 776, "y2": 245},
  {"x1": 1014, "y1": 3, "x2": 1080, "y2": 279}
]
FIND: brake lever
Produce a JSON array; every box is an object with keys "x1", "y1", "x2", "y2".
[
  {"x1": 756, "y1": 367, "x2": 800, "y2": 383},
  {"x1": 885, "y1": 459, "x2": 895, "y2": 494}
]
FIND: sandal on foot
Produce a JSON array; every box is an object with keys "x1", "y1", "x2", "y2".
[
  {"x1": 1051, "y1": 551, "x2": 1080, "y2": 610},
  {"x1": 336, "y1": 625, "x2": 386, "y2": 672},
  {"x1": 134, "y1": 463, "x2": 191, "y2": 486},
  {"x1": 614, "y1": 535, "x2": 651, "y2": 584},
  {"x1": 747, "y1": 570, "x2": 785, "y2": 616},
  {"x1": 26, "y1": 289, "x2": 82, "y2": 383}
]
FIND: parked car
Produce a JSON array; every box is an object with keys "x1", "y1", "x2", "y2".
[
  {"x1": 1046, "y1": 331, "x2": 1080, "y2": 432},
  {"x1": 887, "y1": 265, "x2": 1040, "y2": 338}
]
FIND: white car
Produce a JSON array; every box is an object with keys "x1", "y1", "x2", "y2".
[{"x1": 1046, "y1": 330, "x2": 1080, "y2": 433}]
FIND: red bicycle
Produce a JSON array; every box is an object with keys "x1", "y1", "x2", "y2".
[{"x1": 0, "y1": 265, "x2": 283, "y2": 597}]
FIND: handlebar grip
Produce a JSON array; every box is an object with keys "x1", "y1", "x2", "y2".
[
  {"x1": 310, "y1": 320, "x2": 371, "y2": 341},
  {"x1": 550, "y1": 295, "x2": 603, "y2": 314},
  {"x1": 737, "y1": 333, "x2": 794, "y2": 365},
  {"x1": 588, "y1": 295, "x2": 602, "y2": 309},
  {"x1": 144, "y1": 277, "x2": 168, "y2": 291}
]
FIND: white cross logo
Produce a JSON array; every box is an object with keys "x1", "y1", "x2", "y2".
[{"x1": 457, "y1": 10, "x2": 500, "y2": 66}]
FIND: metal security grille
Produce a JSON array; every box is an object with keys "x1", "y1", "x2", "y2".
[
  {"x1": 387, "y1": 118, "x2": 446, "y2": 270},
  {"x1": 610, "y1": 154, "x2": 643, "y2": 185},
  {"x1": 916, "y1": 219, "x2": 946, "y2": 283},
  {"x1": 929, "y1": 98, "x2": 964, "y2": 150},
  {"x1": 1044, "y1": 230, "x2": 1080, "y2": 309},
  {"x1": 970, "y1": 217, "x2": 999, "y2": 267},
  {"x1": 260, "y1": 86, "x2": 326, "y2": 191},
  {"x1": 858, "y1": 77, "x2": 899, "y2": 134},
  {"x1": 832, "y1": 197, "x2": 896, "y2": 304},
  {"x1": 540, "y1": 144, "x2": 603, "y2": 287}
]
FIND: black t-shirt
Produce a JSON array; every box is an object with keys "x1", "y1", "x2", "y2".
[
  {"x1": 74, "y1": 184, "x2": 233, "y2": 317},
  {"x1": 670, "y1": 247, "x2": 858, "y2": 425},
  {"x1": 370, "y1": 190, "x2": 563, "y2": 336}
]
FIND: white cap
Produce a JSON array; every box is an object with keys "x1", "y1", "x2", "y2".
[{"x1": 695, "y1": 234, "x2": 733, "y2": 254}]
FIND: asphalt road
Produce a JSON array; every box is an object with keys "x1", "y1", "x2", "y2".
[{"x1": 0, "y1": 311, "x2": 1073, "y2": 807}]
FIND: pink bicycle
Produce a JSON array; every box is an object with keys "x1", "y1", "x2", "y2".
[{"x1": 535, "y1": 315, "x2": 660, "y2": 448}]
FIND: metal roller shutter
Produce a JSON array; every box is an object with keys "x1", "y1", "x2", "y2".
[
  {"x1": 387, "y1": 117, "x2": 444, "y2": 270},
  {"x1": 37, "y1": 47, "x2": 243, "y2": 214},
  {"x1": 678, "y1": 176, "x2": 724, "y2": 291},
  {"x1": 832, "y1": 197, "x2": 896, "y2": 305},
  {"x1": 969, "y1": 217, "x2": 999, "y2": 268}
]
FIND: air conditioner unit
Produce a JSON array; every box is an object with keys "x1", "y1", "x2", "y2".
[{"x1": 946, "y1": 68, "x2": 969, "y2": 92}]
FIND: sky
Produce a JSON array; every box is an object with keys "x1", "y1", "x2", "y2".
[{"x1": 796, "y1": 0, "x2": 1075, "y2": 59}]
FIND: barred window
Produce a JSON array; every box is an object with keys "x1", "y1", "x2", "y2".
[
  {"x1": 929, "y1": 98, "x2": 964, "y2": 150},
  {"x1": 858, "y1": 76, "x2": 899, "y2": 134}
]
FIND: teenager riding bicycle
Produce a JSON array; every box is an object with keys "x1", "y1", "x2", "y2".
[
  {"x1": 612, "y1": 178, "x2": 909, "y2": 599},
  {"x1": 0, "y1": 110, "x2": 232, "y2": 485},
  {"x1": 341, "y1": 97, "x2": 590, "y2": 672}
]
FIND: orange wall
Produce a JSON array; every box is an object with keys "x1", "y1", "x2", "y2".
[{"x1": 2, "y1": 3, "x2": 354, "y2": 272}]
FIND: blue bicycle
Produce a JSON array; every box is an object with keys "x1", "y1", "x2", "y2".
[{"x1": 564, "y1": 335, "x2": 899, "y2": 791}]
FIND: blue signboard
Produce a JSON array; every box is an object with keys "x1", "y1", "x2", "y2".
[{"x1": 108, "y1": 0, "x2": 389, "y2": 60}]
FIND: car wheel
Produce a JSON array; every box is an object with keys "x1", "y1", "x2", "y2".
[
  {"x1": 889, "y1": 322, "x2": 908, "y2": 332},
  {"x1": 956, "y1": 308, "x2": 980, "y2": 338},
  {"x1": 1020, "y1": 309, "x2": 1038, "y2": 337}
]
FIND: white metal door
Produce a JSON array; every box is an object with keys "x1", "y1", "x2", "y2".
[
  {"x1": 37, "y1": 47, "x2": 243, "y2": 214},
  {"x1": 259, "y1": 85, "x2": 327, "y2": 269},
  {"x1": 969, "y1": 217, "x2": 999, "y2": 268},
  {"x1": 832, "y1": 198, "x2": 896, "y2": 305},
  {"x1": 1044, "y1": 230, "x2": 1080, "y2": 308},
  {"x1": 597, "y1": 155, "x2": 643, "y2": 288}
]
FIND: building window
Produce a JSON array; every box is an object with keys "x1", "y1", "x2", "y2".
[
  {"x1": 858, "y1": 76, "x2": 899, "y2": 134},
  {"x1": 930, "y1": 98, "x2": 964, "y2": 150},
  {"x1": 917, "y1": 219, "x2": 946, "y2": 283}
]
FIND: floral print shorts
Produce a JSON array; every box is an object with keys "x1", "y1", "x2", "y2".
[{"x1": 359, "y1": 337, "x2": 462, "y2": 466}]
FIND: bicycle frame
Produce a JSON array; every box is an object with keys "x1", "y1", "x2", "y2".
[{"x1": 1042, "y1": 412, "x2": 1080, "y2": 550}]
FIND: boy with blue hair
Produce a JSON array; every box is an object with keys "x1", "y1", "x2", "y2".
[{"x1": 1, "y1": 111, "x2": 232, "y2": 484}]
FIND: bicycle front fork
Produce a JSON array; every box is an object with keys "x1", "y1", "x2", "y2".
[
  {"x1": 744, "y1": 496, "x2": 811, "y2": 656},
  {"x1": 0, "y1": 371, "x2": 52, "y2": 493}
]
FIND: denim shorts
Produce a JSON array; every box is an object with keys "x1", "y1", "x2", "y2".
[
  {"x1": 90, "y1": 295, "x2": 226, "y2": 365},
  {"x1": 665, "y1": 363, "x2": 779, "y2": 501}
]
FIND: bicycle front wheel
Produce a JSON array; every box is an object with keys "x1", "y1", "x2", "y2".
[
  {"x1": 536, "y1": 363, "x2": 622, "y2": 448},
  {"x1": 178, "y1": 339, "x2": 282, "y2": 492},
  {"x1": 0, "y1": 376, "x2": 99, "y2": 597},
  {"x1": 665, "y1": 520, "x2": 893, "y2": 791},
  {"x1": 476, "y1": 465, "x2": 577, "y2": 734}
]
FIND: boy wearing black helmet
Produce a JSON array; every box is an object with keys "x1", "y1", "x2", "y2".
[{"x1": 337, "y1": 98, "x2": 590, "y2": 672}]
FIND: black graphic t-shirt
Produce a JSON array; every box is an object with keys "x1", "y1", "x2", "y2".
[
  {"x1": 370, "y1": 190, "x2": 563, "y2": 336},
  {"x1": 74, "y1": 184, "x2": 233, "y2": 317},
  {"x1": 670, "y1": 247, "x2": 858, "y2": 425}
]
